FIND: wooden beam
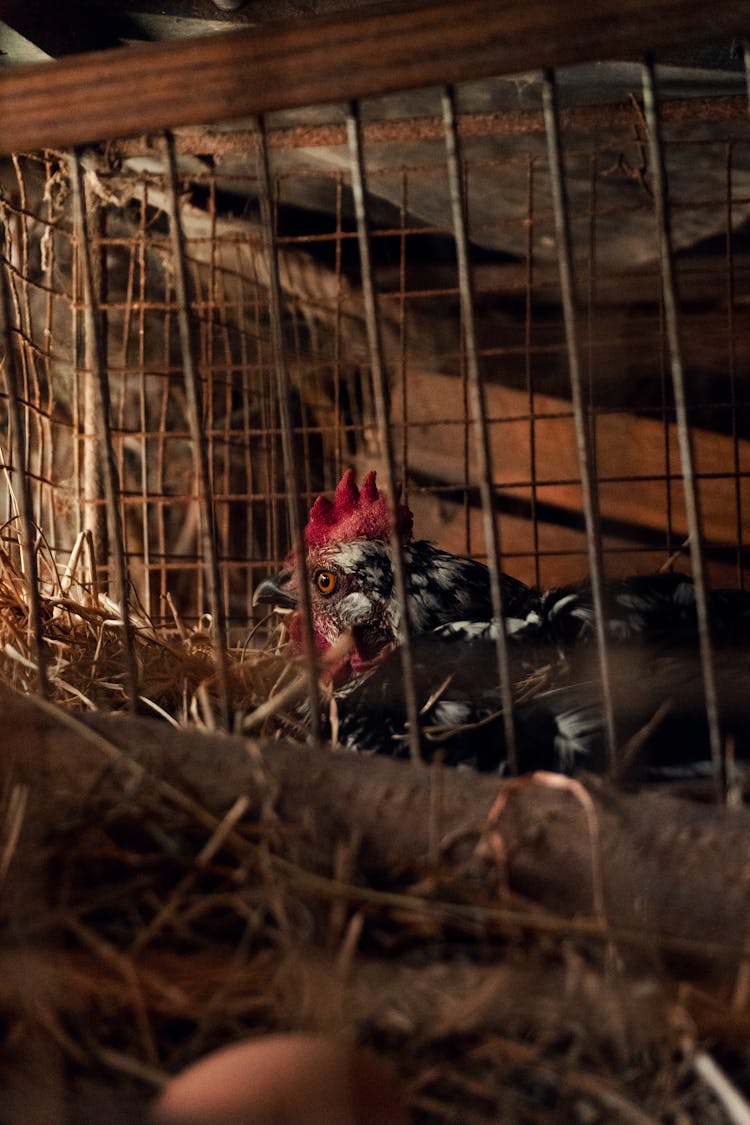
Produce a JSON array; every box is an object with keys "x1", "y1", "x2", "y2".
[
  {"x1": 5, "y1": 684, "x2": 750, "y2": 966},
  {"x1": 0, "y1": 0, "x2": 746, "y2": 155}
]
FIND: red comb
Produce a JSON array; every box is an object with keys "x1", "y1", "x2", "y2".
[{"x1": 305, "y1": 469, "x2": 413, "y2": 549}]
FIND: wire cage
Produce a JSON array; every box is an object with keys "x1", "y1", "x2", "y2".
[
  {"x1": 3, "y1": 5, "x2": 750, "y2": 1123},
  {"x1": 7, "y1": 87, "x2": 750, "y2": 578},
  {"x1": 1, "y1": 44, "x2": 749, "y2": 729}
]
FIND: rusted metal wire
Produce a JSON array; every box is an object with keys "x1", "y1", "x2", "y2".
[
  {"x1": 8, "y1": 156, "x2": 45, "y2": 554},
  {"x1": 346, "y1": 99, "x2": 422, "y2": 765},
  {"x1": 441, "y1": 85, "x2": 519, "y2": 776},
  {"x1": 0, "y1": 90, "x2": 744, "y2": 663},
  {"x1": 0, "y1": 248, "x2": 49, "y2": 696},
  {"x1": 162, "y1": 131, "x2": 231, "y2": 729},
  {"x1": 542, "y1": 69, "x2": 617, "y2": 771},
  {"x1": 136, "y1": 187, "x2": 152, "y2": 618},
  {"x1": 109, "y1": 93, "x2": 750, "y2": 161},
  {"x1": 642, "y1": 58, "x2": 725, "y2": 801},
  {"x1": 68, "y1": 150, "x2": 139, "y2": 711},
  {"x1": 253, "y1": 114, "x2": 321, "y2": 743}
]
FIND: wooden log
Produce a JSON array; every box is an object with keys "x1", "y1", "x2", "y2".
[
  {"x1": 2, "y1": 686, "x2": 750, "y2": 973},
  {"x1": 0, "y1": 0, "x2": 746, "y2": 155}
]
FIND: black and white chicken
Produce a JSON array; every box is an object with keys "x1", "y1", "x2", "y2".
[
  {"x1": 253, "y1": 468, "x2": 533, "y2": 679},
  {"x1": 254, "y1": 469, "x2": 750, "y2": 782}
]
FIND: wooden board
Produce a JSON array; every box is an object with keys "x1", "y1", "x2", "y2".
[
  {"x1": 0, "y1": 0, "x2": 746, "y2": 154},
  {"x1": 405, "y1": 488, "x2": 743, "y2": 590},
  {"x1": 376, "y1": 369, "x2": 749, "y2": 587}
]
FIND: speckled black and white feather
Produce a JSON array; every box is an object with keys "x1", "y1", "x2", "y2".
[
  {"x1": 402, "y1": 540, "x2": 534, "y2": 632},
  {"x1": 329, "y1": 630, "x2": 750, "y2": 782},
  {"x1": 437, "y1": 571, "x2": 750, "y2": 651}
]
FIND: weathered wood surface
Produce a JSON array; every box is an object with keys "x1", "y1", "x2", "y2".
[
  {"x1": 393, "y1": 371, "x2": 750, "y2": 543},
  {"x1": 382, "y1": 371, "x2": 749, "y2": 588},
  {"x1": 0, "y1": 0, "x2": 746, "y2": 155},
  {"x1": 2, "y1": 685, "x2": 749, "y2": 972}
]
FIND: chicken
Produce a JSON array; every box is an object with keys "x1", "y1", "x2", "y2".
[
  {"x1": 254, "y1": 469, "x2": 750, "y2": 781},
  {"x1": 253, "y1": 468, "x2": 534, "y2": 681}
]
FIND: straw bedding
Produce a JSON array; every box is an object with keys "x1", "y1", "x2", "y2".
[{"x1": 1, "y1": 544, "x2": 749, "y2": 1124}]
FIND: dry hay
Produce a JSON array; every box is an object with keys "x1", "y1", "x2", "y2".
[
  {"x1": 3, "y1": 698, "x2": 750, "y2": 1125},
  {"x1": 0, "y1": 535, "x2": 749, "y2": 1123},
  {"x1": 0, "y1": 530, "x2": 298, "y2": 735}
]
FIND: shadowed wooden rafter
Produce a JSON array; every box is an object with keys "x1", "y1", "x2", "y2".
[{"x1": 0, "y1": 0, "x2": 745, "y2": 155}]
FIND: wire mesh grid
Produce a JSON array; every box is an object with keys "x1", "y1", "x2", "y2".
[
  {"x1": 3, "y1": 21, "x2": 750, "y2": 1122},
  {"x1": 0, "y1": 68, "x2": 748, "y2": 672}
]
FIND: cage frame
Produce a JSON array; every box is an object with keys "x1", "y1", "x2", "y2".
[{"x1": 0, "y1": 0, "x2": 745, "y2": 785}]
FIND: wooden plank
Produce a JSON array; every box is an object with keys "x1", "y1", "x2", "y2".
[
  {"x1": 405, "y1": 489, "x2": 743, "y2": 589},
  {"x1": 391, "y1": 370, "x2": 750, "y2": 553},
  {"x1": 358, "y1": 451, "x2": 744, "y2": 589},
  {"x1": 0, "y1": 0, "x2": 746, "y2": 155}
]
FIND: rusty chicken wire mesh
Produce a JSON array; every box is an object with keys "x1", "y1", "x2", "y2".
[{"x1": 0, "y1": 66, "x2": 748, "y2": 672}]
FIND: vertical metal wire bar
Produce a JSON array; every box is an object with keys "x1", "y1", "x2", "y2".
[
  {"x1": 738, "y1": 44, "x2": 750, "y2": 588},
  {"x1": 190, "y1": 250, "x2": 207, "y2": 625},
  {"x1": 221, "y1": 294, "x2": 237, "y2": 625},
  {"x1": 42, "y1": 156, "x2": 57, "y2": 544},
  {"x1": 204, "y1": 184, "x2": 222, "y2": 616},
  {"x1": 68, "y1": 150, "x2": 139, "y2": 710},
  {"x1": 346, "y1": 100, "x2": 422, "y2": 765},
  {"x1": 71, "y1": 224, "x2": 83, "y2": 541},
  {"x1": 655, "y1": 241, "x2": 677, "y2": 564},
  {"x1": 441, "y1": 86, "x2": 519, "y2": 775},
  {"x1": 10, "y1": 161, "x2": 35, "y2": 521},
  {"x1": 524, "y1": 157, "x2": 541, "y2": 590},
  {"x1": 237, "y1": 268, "x2": 254, "y2": 619},
  {"x1": 254, "y1": 115, "x2": 321, "y2": 743},
  {"x1": 0, "y1": 251, "x2": 49, "y2": 696},
  {"x1": 208, "y1": 177, "x2": 232, "y2": 620},
  {"x1": 461, "y1": 322, "x2": 471, "y2": 555},
  {"x1": 10, "y1": 158, "x2": 44, "y2": 538},
  {"x1": 2, "y1": 212, "x2": 32, "y2": 556},
  {"x1": 137, "y1": 186, "x2": 152, "y2": 617},
  {"x1": 398, "y1": 171, "x2": 409, "y2": 501},
  {"x1": 541, "y1": 70, "x2": 617, "y2": 770},
  {"x1": 162, "y1": 132, "x2": 231, "y2": 728},
  {"x1": 724, "y1": 142, "x2": 744, "y2": 588},
  {"x1": 157, "y1": 368, "x2": 169, "y2": 619},
  {"x1": 586, "y1": 154, "x2": 598, "y2": 431},
  {"x1": 642, "y1": 58, "x2": 724, "y2": 798},
  {"x1": 79, "y1": 193, "x2": 107, "y2": 560},
  {"x1": 333, "y1": 175, "x2": 344, "y2": 482}
]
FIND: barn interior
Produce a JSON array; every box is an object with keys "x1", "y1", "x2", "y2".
[{"x1": 1, "y1": 2, "x2": 750, "y2": 1122}]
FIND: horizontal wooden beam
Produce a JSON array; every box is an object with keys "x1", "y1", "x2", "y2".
[{"x1": 0, "y1": 0, "x2": 746, "y2": 156}]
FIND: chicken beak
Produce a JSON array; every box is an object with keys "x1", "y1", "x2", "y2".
[{"x1": 252, "y1": 571, "x2": 297, "y2": 612}]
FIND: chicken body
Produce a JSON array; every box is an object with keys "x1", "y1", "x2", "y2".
[
  {"x1": 254, "y1": 470, "x2": 750, "y2": 781},
  {"x1": 332, "y1": 628, "x2": 750, "y2": 782}
]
